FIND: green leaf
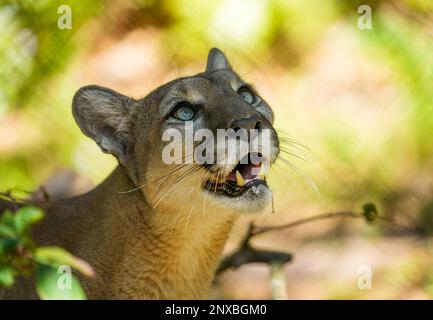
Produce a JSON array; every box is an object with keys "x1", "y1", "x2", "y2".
[
  {"x1": 0, "y1": 224, "x2": 15, "y2": 238},
  {"x1": 14, "y1": 206, "x2": 44, "y2": 234},
  {"x1": 0, "y1": 238, "x2": 18, "y2": 255},
  {"x1": 36, "y1": 264, "x2": 86, "y2": 300},
  {"x1": 34, "y1": 247, "x2": 94, "y2": 277},
  {"x1": 0, "y1": 265, "x2": 15, "y2": 288},
  {"x1": 0, "y1": 210, "x2": 16, "y2": 230}
]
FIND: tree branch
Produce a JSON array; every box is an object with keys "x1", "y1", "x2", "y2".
[
  {"x1": 251, "y1": 211, "x2": 361, "y2": 236},
  {"x1": 216, "y1": 223, "x2": 292, "y2": 274},
  {"x1": 216, "y1": 206, "x2": 423, "y2": 275}
]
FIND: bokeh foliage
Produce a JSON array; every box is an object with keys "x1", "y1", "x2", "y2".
[
  {"x1": 0, "y1": 205, "x2": 93, "y2": 299},
  {"x1": 1, "y1": 0, "x2": 433, "y2": 299}
]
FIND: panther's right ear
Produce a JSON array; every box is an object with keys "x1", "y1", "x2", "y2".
[
  {"x1": 72, "y1": 85, "x2": 134, "y2": 165},
  {"x1": 206, "y1": 48, "x2": 232, "y2": 72}
]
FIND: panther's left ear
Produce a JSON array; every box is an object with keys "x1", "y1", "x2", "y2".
[{"x1": 206, "y1": 48, "x2": 232, "y2": 72}]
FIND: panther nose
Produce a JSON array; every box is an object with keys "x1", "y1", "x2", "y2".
[{"x1": 230, "y1": 116, "x2": 262, "y2": 132}]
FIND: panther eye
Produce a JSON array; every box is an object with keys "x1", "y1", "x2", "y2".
[
  {"x1": 173, "y1": 103, "x2": 195, "y2": 121},
  {"x1": 238, "y1": 88, "x2": 255, "y2": 105}
]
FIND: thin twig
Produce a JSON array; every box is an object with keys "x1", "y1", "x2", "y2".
[
  {"x1": 251, "y1": 211, "x2": 361, "y2": 236},
  {"x1": 216, "y1": 208, "x2": 424, "y2": 275},
  {"x1": 216, "y1": 222, "x2": 292, "y2": 274}
]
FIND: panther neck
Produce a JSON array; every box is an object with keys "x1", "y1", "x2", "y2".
[{"x1": 49, "y1": 166, "x2": 237, "y2": 299}]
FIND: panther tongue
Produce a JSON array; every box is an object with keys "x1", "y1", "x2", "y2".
[{"x1": 226, "y1": 162, "x2": 262, "y2": 186}]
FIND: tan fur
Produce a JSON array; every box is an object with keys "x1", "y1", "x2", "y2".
[
  {"x1": 2, "y1": 48, "x2": 278, "y2": 299},
  {"x1": 4, "y1": 166, "x2": 236, "y2": 299}
]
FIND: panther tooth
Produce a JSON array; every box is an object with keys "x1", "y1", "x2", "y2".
[
  {"x1": 257, "y1": 165, "x2": 266, "y2": 179},
  {"x1": 235, "y1": 170, "x2": 245, "y2": 187}
]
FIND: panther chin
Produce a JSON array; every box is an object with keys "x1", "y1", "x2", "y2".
[{"x1": 202, "y1": 153, "x2": 272, "y2": 212}]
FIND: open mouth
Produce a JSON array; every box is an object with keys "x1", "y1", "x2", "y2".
[{"x1": 203, "y1": 153, "x2": 268, "y2": 197}]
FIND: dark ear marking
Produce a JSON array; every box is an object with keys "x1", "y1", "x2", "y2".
[
  {"x1": 206, "y1": 48, "x2": 232, "y2": 72},
  {"x1": 72, "y1": 85, "x2": 134, "y2": 164}
]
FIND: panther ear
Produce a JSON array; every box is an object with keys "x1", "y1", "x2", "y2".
[
  {"x1": 72, "y1": 85, "x2": 134, "y2": 165},
  {"x1": 206, "y1": 48, "x2": 232, "y2": 72}
]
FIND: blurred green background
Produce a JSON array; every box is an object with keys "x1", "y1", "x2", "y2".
[{"x1": 1, "y1": 0, "x2": 433, "y2": 299}]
